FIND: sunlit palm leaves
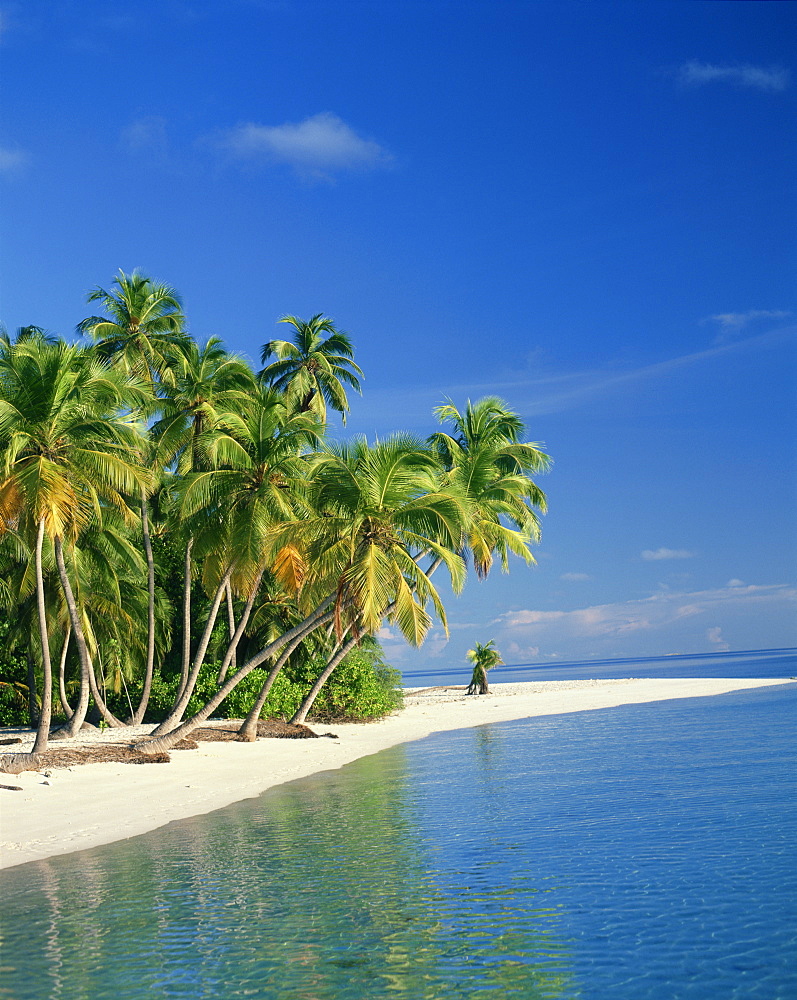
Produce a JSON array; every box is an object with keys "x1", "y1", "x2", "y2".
[
  {"x1": 430, "y1": 396, "x2": 550, "y2": 577},
  {"x1": 260, "y1": 314, "x2": 363, "y2": 425}
]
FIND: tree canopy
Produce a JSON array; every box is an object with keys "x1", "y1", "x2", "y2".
[{"x1": 0, "y1": 274, "x2": 550, "y2": 763}]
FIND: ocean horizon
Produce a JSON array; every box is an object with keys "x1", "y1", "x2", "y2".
[{"x1": 402, "y1": 646, "x2": 797, "y2": 687}]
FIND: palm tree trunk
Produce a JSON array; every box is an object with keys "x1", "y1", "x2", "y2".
[
  {"x1": 54, "y1": 537, "x2": 92, "y2": 737},
  {"x1": 177, "y1": 536, "x2": 194, "y2": 702},
  {"x1": 85, "y1": 653, "x2": 125, "y2": 727},
  {"x1": 57, "y1": 625, "x2": 73, "y2": 719},
  {"x1": 26, "y1": 648, "x2": 39, "y2": 729},
  {"x1": 224, "y1": 580, "x2": 237, "y2": 675},
  {"x1": 151, "y1": 565, "x2": 232, "y2": 735},
  {"x1": 138, "y1": 596, "x2": 335, "y2": 754},
  {"x1": 236, "y1": 615, "x2": 332, "y2": 741},
  {"x1": 130, "y1": 495, "x2": 156, "y2": 724},
  {"x1": 32, "y1": 518, "x2": 53, "y2": 753},
  {"x1": 217, "y1": 569, "x2": 263, "y2": 683},
  {"x1": 290, "y1": 632, "x2": 359, "y2": 725}
]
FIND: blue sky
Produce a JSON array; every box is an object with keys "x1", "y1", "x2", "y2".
[{"x1": 1, "y1": 0, "x2": 795, "y2": 675}]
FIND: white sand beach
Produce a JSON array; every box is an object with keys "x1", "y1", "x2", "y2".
[{"x1": 0, "y1": 676, "x2": 790, "y2": 870}]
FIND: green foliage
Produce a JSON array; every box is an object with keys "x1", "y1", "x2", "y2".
[
  {"x1": 137, "y1": 639, "x2": 401, "y2": 725},
  {"x1": 297, "y1": 642, "x2": 403, "y2": 722},
  {"x1": 0, "y1": 272, "x2": 548, "y2": 742},
  {"x1": 0, "y1": 620, "x2": 31, "y2": 725}
]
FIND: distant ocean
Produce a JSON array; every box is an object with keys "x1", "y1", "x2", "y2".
[
  {"x1": 1, "y1": 651, "x2": 795, "y2": 1000},
  {"x1": 403, "y1": 646, "x2": 797, "y2": 686}
]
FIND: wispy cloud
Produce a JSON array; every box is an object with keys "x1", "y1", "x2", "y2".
[
  {"x1": 678, "y1": 61, "x2": 790, "y2": 92},
  {"x1": 0, "y1": 144, "x2": 28, "y2": 173},
  {"x1": 705, "y1": 309, "x2": 792, "y2": 344},
  {"x1": 346, "y1": 323, "x2": 797, "y2": 434},
  {"x1": 641, "y1": 548, "x2": 695, "y2": 562},
  {"x1": 121, "y1": 116, "x2": 169, "y2": 157},
  {"x1": 214, "y1": 112, "x2": 393, "y2": 178},
  {"x1": 560, "y1": 572, "x2": 591, "y2": 582}
]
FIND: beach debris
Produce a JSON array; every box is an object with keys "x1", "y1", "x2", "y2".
[
  {"x1": 173, "y1": 738, "x2": 199, "y2": 750},
  {"x1": 0, "y1": 737, "x2": 22, "y2": 746},
  {"x1": 0, "y1": 783, "x2": 23, "y2": 791},
  {"x1": 0, "y1": 753, "x2": 44, "y2": 775}
]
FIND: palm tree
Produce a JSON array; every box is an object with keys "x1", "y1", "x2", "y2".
[
  {"x1": 0, "y1": 338, "x2": 152, "y2": 749},
  {"x1": 260, "y1": 314, "x2": 363, "y2": 425},
  {"x1": 430, "y1": 397, "x2": 551, "y2": 578},
  {"x1": 150, "y1": 337, "x2": 257, "y2": 702},
  {"x1": 466, "y1": 640, "x2": 503, "y2": 695},
  {"x1": 77, "y1": 269, "x2": 185, "y2": 388},
  {"x1": 137, "y1": 435, "x2": 467, "y2": 754},
  {"x1": 299, "y1": 435, "x2": 467, "y2": 642},
  {"x1": 149, "y1": 387, "x2": 319, "y2": 735},
  {"x1": 78, "y1": 270, "x2": 185, "y2": 723}
]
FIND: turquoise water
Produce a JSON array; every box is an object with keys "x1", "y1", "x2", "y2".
[{"x1": 1, "y1": 681, "x2": 796, "y2": 999}]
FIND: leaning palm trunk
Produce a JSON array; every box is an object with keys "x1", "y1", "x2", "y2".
[
  {"x1": 290, "y1": 632, "x2": 359, "y2": 725},
  {"x1": 57, "y1": 625, "x2": 73, "y2": 719},
  {"x1": 55, "y1": 537, "x2": 93, "y2": 737},
  {"x1": 224, "y1": 581, "x2": 237, "y2": 675},
  {"x1": 217, "y1": 569, "x2": 263, "y2": 684},
  {"x1": 177, "y1": 536, "x2": 194, "y2": 702},
  {"x1": 32, "y1": 518, "x2": 54, "y2": 753},
  {"x1": 130, "y1": 495, "x2": 156, "y2": 724},
  {"x1": 86, "y1": 654, "x2": 125, "y2": 727},
  {"x1": 236, "y1": 609, "x2": 335, "y2": 741},
  {"x1": 151, "y1": 566, "x2": 234, "y2": 735},
  {"x1": 137, "y1": 597, "x2": 334, "y2": 754}
]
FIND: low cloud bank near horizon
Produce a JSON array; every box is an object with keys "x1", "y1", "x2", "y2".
[{"x1": 490, "y1": 583, "x2": 796, "y2": 662}]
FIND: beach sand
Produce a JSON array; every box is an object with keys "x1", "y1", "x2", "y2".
[{"x1": 0, "y1": 676, "x2": 790, "y2": 870}]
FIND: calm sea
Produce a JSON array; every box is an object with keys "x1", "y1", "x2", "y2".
[
  {"x1": 1, "y1": 654, "x2": 795, "y2": 999},
  {"x1": 403, "y1": 646, "x2": 797, "y2": 686}
]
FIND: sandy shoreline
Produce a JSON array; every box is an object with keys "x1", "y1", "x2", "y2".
[{"x1": 0, "y1": 676, "x2": 791, "y2": 870}]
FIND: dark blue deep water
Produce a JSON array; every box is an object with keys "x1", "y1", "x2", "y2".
[{"x1": 1, "y1": 679, "x2": 796, "y2": 999}]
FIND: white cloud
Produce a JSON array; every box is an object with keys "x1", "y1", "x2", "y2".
[
  {"x1": 505, "y1": 641, "x2": 540, "y2": 660},
  {"x1": 0, "y1": 145, "x2": 28, "y2": 173},
  {"x1": 121, "y1": 116, "x2": 169, "y2": 156},
  {"x1": 727, "y1": 578, "x2": 745, "y2": 588},
  {"x1": 641, "y1": 548, "x2": 695, "y2": 561},
  {"x1": 492, "y1": 583, "x2": 797, "y2": 658},
  {"x1": 560, "y1": 572, "x2": 591, "y2": 582},
  {"x1": 216, "y1": 112, "x2": 392, "y2": 177},
  {"x1": 707, "y1": 626, "x2": 730, "y2": 651},
  {"x1": 678, "y1": 61, "x2": 790, "y2": 92}
]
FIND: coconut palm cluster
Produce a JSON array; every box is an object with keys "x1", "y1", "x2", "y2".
[{"x1": 0, "y1": 270, "x2": 551, "y2": 756}]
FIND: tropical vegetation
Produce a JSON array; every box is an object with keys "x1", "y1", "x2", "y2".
[{"x1": 0, "y1": 270, "x2": 550, "y2": 759}]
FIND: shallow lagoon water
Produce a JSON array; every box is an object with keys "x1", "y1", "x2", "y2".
[{"x1": 1, "y1": 681, "x2": 795, "y2": 999}]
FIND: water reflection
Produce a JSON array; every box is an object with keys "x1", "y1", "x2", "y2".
[
  {"x1": 5, "y1": 685, "x2": 794, "y2": 1000},
  {"x1": 1, "y1": 749, "x2": 576, "y2": 1000}
]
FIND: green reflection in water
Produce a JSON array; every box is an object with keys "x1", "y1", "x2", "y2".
[{"x1": 1, "y1": 742, "x2": 578, "y2": 999}]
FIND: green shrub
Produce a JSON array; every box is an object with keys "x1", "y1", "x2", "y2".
[{"x1": 138, "y1": 638, "x2": 402, "y2": 725}]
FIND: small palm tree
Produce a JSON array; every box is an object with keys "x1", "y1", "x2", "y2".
[
  {"x1": 466, "y1": 640, "x2": 503, "y2": 695},
  {"x1": 260, "y1": 314, "x2": 363, "y2": 425}
]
